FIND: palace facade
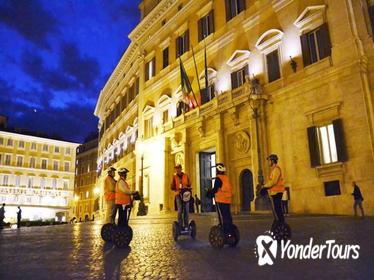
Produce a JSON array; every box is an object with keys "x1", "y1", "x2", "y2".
[{"x1": 95, "y1": 0, "x2": 374, "y2": 215}]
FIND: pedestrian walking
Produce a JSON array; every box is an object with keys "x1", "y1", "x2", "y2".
[
  {"x1": 194, "y1": 194, "x2": 201, "y2": 213},
  {"x1": 282, "y1": 190, "x2": 289, "y2": 215},
  {"x1": 17, "y1": 206, "x2": 22, "y2": 228},
  {"x1": 0, "y1": 203, "x2": 5, "y2": 229},
  {"x1": 351, "y1": 181, "x2": 365, "y2": 218}
]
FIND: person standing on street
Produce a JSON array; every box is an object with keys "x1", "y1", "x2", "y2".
[
  {"x1": 0, "y1": 203, "x2": 5, "y2": 229},
  {"x1": 194, "y1": 194, "x2": 201, "y2": 214},
  {"x1": 263, "y1": 154, "x2": 286, "y2": 224},
  {"x1": 115, "y1": 168, "x2": 137, "y2": 226},
  {"x1": 352, "y1": 181, "x2": 365, "y2": 218},
  {"x1": 104, "y1": 167, "x2": 117, "y2": 223},
  {"x1": 17, "y1": 206, "x2": 22, "y2": 229}
]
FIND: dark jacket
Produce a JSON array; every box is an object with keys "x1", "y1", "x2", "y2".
[{"x1": 352, "y1": 185, "x2": 364, "y2": 201}]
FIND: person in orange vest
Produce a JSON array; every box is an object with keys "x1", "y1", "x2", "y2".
[
  {"x1": 170, "y1": 164, "x2": 191, "y2": 229},
  {"x1": 104, "y1": 167, "x2": 117, "y2": 223},
  {"x1": 207, "y1": 163, "x2": 233, "y2": 234},
  {"x1": 263, "y1": 154, "x2": 286, "y2": 224},
  {"x1": 115, "y1": 167, "x2": 137, "y2": 226}
]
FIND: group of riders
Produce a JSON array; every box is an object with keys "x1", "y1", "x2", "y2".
[{"x1": 103, "y1": 153, "x2": 287, "y2": 239}]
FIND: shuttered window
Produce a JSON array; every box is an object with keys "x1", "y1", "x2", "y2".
[
  {"x1": 225, "y1": 0, "x2": 246, "y2": 22},
  {"x1": 307, "y1": 119, "x2": 347, "y2": 167},
  {"x1": 201, "y1": 85, "x2": 215, "y2": 105},
  {"x1": 176, "y1": 30, "x2": 189, "y2": 58},
  {"x1": 145, "y1": 57, "x2": 156, "y2": 81},
  {"x1": 231, "y1": 65, "x2": 248, "y2": 90},
  {"x1": 162, "y1": 47, "x2": 169, "y2": 69},
  {"x1": 198, "y1": 10, "x2": 215, "y2": 41},
  {"x1": 266, "y1": 50, "x2": 281, "y2": 82},
  {"x1": 135, "y1": 77, "x2": 140, "y2": 96},
  {"x1": 300, "y1": 23, "x2": 331, "y2": 67}
]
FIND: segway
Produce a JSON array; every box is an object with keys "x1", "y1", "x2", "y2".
[
  {"x1": 172, "y1": 188, "x2": 197, "y2": 241},
  {"x1": 208, "y1": 197, "x2": 240, "y2": 249},
  {"x1": 260, "y1": 187, "x2": 291, "y2": 242}
]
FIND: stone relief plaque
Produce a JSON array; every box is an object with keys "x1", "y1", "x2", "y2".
[{"x1": 234, "y1": 131, "x2": 250, "y2": 154}]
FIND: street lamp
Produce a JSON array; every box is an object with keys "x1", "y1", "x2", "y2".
[
  {"x1": 93, "y1": 187, "x2": 100, "y2": 195},
  {"x1": 137, "y1": 141, "x2": 147, "y2": 216}
]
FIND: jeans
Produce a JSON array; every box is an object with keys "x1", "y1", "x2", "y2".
[
  {"x1": 353, "y1": 199, "x2": 365, "y2": 217},
  {"x1": 217, "y1": 203, "x2": 233, "y2": 234},
  {"x1": 105, "y1": 200, "x2": 116, "y2": 223},
  {"x1": 176, "y1": 195, "x2": 189, "y2": 228},
  {"x1": 270, "y1": 193, "x2": 285, "y2": 224},
  {"x1": 114, "y1": 204, "x2": 131, "y2": 227}
]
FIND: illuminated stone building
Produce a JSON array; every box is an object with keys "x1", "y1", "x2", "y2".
[
  {"x1": 95, "y1": 0, "x2": 374, "y2": 215},
  {"x1": 73, "y1": 136, "x2": 99, "y2": 222},
  {"x1": 0, "y1": 127, "x2": 78, "y2": 222}
]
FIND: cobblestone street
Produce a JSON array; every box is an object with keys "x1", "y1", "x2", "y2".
[{"x1": 1, "y1": 214, "x2": 373, "y2": 280}]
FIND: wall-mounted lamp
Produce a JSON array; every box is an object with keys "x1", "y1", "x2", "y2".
[{"x1": 290, "y1": 56, "x2": 297, "y2": 73}]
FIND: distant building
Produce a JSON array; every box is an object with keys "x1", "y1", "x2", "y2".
[
  {"x1": 73, "y1": 136, "x2": 99, "y2": 222},
  {"x1": 0, "y1": 129, "x2": 79, "y2": 222}
]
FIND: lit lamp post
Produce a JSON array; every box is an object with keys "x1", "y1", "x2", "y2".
[{"x1": 136, "y1": 141, "x2": 147, "y2": 216}]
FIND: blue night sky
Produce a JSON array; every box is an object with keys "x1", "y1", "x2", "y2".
[{"x1": 0, "y1": 0, "x2": 140, "y2": 143}]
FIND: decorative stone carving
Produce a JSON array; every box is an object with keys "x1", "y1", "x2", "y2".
[
  {"x1": 234, "y1": 131, "x2": 250, "y2": 154},
  {"x1": 171, "y1": 132, "x2": 183, "y2": 150},
  {"x1": 175, "y1": 152, "x2": 184, "y2": 167}
]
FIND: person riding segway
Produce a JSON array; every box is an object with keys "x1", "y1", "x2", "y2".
[
  {"x1": 260, "y1": 154, "x2": 291, "y2": 241},
  {"x1": 206, "y1": 163, "x2": 240, "y2": 249},
  {"x1": 171, "y1": 164, "x2": 196, "y2": 241},
  {"x1": 100, "y1": 167, "x2": 117, "y2": 242}
]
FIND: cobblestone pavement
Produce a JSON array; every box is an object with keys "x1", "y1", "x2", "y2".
[{"x1": 0, "y1": 213, "x2": 373, "y2": 280}]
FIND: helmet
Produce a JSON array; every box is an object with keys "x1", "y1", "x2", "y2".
[
  {"x1": 118, "y1": 167, "x2": 129, "y2": 174},
  {"x1": 174, "y1": 164, "x2": 182, "y2": 169},
  {"x1": 107, "y1": 167, "x2": 116, "y2": 173},
  {"x1": 216, "y1": 163, "x2": 226, "y2": 172},
  {"x1": 267, "y1": 154, "x2": 278, "y2": 162}
]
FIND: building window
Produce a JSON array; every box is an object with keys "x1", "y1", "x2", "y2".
[
  {"x1": 231, "y1": 65, "x2": 248, "y2": 90},
  {"x1": 41, "y1": 178, "x2": 45, "y2": 189},
  {"x1": 41, "y1": 159, "x2": 47, "y2": 169},
  {"x1": 7, "y1": 139, "x2": 13, "y2": 146},
  {"x1": 162, "y1": 110, "x2": 169, "y2": 124},
  {"x1": 307, "y1": 119, "x2": 347, "y2": 167},
  {"x1": 64, "y1": 162, "x2": 70, "y2": 172},
  {"x1": 201, "y1": 84, "x2": 215, "y2": 105},
  {"x1": 31, "y1": 142, "x2": 36, "y2": 150},
  {"x1": 300, "y1": 23, "x2": 331, "y2": 67},
  {"x1": 5, "y1": 155, "x2": 11, "y2": 165},
  {"x1": 52, "y1": 178, "x2": 57, "y2": 190},
  {"x1": 145, "y1": 57, "x2": 156, "y2": 81},
  {"x1": 135, "y1": 77, "x2": 140, "y2": 96},
  {"x1": 162, "y1": 47, "x2": 169, "y2": 69},
  {"x1": 176, "y1": 30, "x2": 189, "y2": 58},
  {"x1": 16, "y1": 156, "x2": 23, "y2": 167},
  {"x1": 30, "y1": 157, "x2": 36, "y2": 168},
  {"x1": 63, "y1": 180, "x2": 69, "y2": 190},
  {"x1": 0, "y1": 138, "x2": 3, "y2": 145},
  {"x1": 27, "y1": 177, "x2": 33, "y2": 188},
  {"x1": 2, "y1": 175, "x2": 9, "y2": 186},
  {"x1": 53, "y1": 161, "x2": 59, "y2": 171},
  {"x1": 144, "y1": 117, "x2": 154, "y2": 139},
  {"x1": 15, "y1": 176, "x2": 20, "y2": 187},
  {"x1": 225, "y1": 0, "x2": 246, "y2": 21},
  {"x1": 324, "y1": 180, "x2": 341, "y2": 196},
  {"x1": 43, "y1": 144, "x2": 48, "y2": 152},
  {"x1": 0, "y1": 154, "x2": 2, "y2": 165},
  {"x1": 18, "y1": 141, "x2": 25, "y2": 149},
  {"x1": 266, "y1": 49, "x2": 281, "y2": 82},
  {"x1": 54, "y1": 146, "x2": 60, "y2": 153},
  {"x1": 65, "y1": 147, "x2": 71, "y2": 155},
  {"x1": 198, "y1": 10, "x2": 214, "y2": 41}
]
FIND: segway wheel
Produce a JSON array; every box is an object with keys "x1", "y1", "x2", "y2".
[
  {"x1": 209, "y1": 225, "x2": 225, "y2": 249},
  {"x1": 271, "y1": 221, "x2": 292, "y2": 242},
  {"x1": 101, "y1": 223, "x2": 115, "y2": 242},
  {"x1": 172, "y1": 221, "x2": 180, "y2": 241},
  {"x1": 189, "y1": 220, "x2": 196, "y2": 240},
  {"x1": 227, "y1": 224, "x2": 240, "y2": 247},
  {"x1": 113, "y1": 226, "x2": 133, "y2": 248}
]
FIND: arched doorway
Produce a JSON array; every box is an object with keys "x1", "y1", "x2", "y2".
[{"x1": 240, "y1": 169, "x2": 254, "y2": 212}]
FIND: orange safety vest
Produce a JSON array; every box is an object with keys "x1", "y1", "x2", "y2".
[
  {"x1": 269, "y1": 165, "x2": 285, "y2": 194},
  {"x1": 104, "y1": 175, "x2": 116, "y2": 201},
  {"x1": 215, "y1": 175, "x2": 232, "y2": 204},
  {"x1": 173, "y1": 173, "x2": 190, "y2": 195},
  {"x1": 115, "y1": 178, "x2": 131, "y2": 205}
]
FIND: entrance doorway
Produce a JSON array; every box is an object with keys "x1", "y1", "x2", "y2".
[
  {"x1": 199, "y1": 151, "x2": 216, "y2": 212},
  {"x1": 240, "y1": 169, "x2": 254, "y2": 212}
]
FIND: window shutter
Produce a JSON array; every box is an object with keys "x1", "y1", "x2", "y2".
[
  {"x1": 152, "y1": 57, "x2": 156, "y2": 77},
  {"x1": 209, "y1": 10, "x2": 215, "y2": 34},
  {"x1": 369, "y1": 6, "x2": 374, "y2": 39},
  {"x1": 176, "y1": 37, "x2": 180, "y2": 58},
  {"x1": 231, "y1": 71, "x2": 238, "y2": 89},
  {"x1": 225, "y1": 0, "x2": 231, "y2": 22},
  {"x1": 333, "y1": 119, "x2": 348, "y2": 162},
  {"x1": 238, "y1": 0, "x2": 246, "y2": 13},
  {"x1": 198, "y1": 18, "x2": 203, "y2": 41},
  {"x1": 307, "y1": 126, "x2": 320, "y2": 167},
  {"x1": 316, "y1": 23, "x2": 332, "y2": 60},
  {"x1": 145, "y1": 62, "x2": 149, "y2": 81},
  {"x1": 267, "y1": 50, "x2": 281, "y2": 82},
  {"x1": 300, "y1": 34, "x2": 311, "y2": 67},
  {"x1": 243, "y1": 64, "x2": 249, "y2": 78},
  {"x1": 185, "y1": 30, "x2": 190, "y2": 52}
]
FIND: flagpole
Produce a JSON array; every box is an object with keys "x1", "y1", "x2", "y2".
[
  {"x1": 179, "y1": 57, "x2": 199, "y2": 109},
  {"x1": 191, "y1": 45, "x2": 202, "y2": 103},
  {"x1": 204, "y1": 40, "x2": 209, "y2": 101}
]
